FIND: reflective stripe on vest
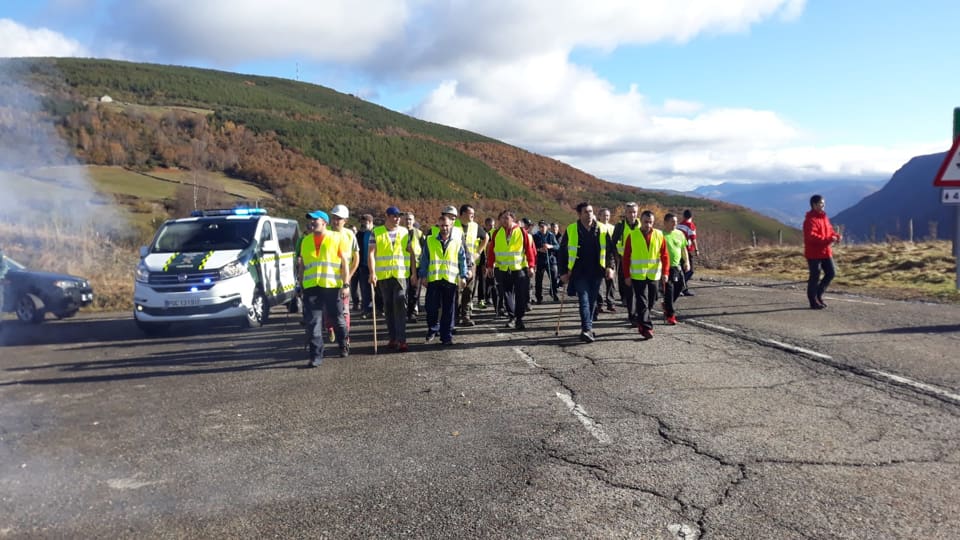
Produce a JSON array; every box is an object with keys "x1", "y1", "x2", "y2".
[
  {"x1": 565, "y1": 222, "x2": 606, "y2": 272},
  {"x1": 300, "y1": 231, "x2": 344, "y2": 289},
  {"x1": 373, "y1": 225, "x2": 410, "y2": 280},
  {"x1": 493, "y1": 227, "x2": 524, "y2": 271},
  {"x1": 426, "y1": 234, "x2": 462, "y2": 284},
  {"x1": 628, "y1": 228, "x2": 664, "y2": 281}
]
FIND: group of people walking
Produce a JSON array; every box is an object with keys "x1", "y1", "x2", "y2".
[{"x1": 295, "y1": 201, "x2": 700, "y2": 367}]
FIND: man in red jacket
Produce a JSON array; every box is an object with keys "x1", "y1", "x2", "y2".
[{"x1": 803, "y1": 194, "x2": 842, "y2": 310}]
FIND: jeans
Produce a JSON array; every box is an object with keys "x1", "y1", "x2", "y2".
[
  {"x1": 303, "y1": 287, "x2": 347, "y2": 364},
  {"x1": 807, "y1": 257, "x2": 835, "y2": 306},
  {"x1": 570, "y1": 275, "x2": 602, "y2": 332},
  {"x1": 426, "y1": 280, "x2": 458, "y2": 342}
]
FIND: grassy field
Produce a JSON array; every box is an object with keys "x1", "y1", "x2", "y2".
[{"x1": 703, "y1": 240, "x2": 959, "y2": 304}]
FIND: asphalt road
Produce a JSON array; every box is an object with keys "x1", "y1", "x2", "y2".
[{"x1": 1, "y1": 278, "x2": 959, "y2": 539}]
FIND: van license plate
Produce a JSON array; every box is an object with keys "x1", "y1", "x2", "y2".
[{"x1": 165, "y1": 298, "x2": 201, "y2": 308}]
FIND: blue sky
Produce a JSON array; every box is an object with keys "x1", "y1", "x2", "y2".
[{"x1": 1, "y1": 0, "x2": 957, "y2": 189}]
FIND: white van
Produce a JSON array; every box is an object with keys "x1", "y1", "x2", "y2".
[{"x1": 133, "y1": 208, "x2": 301, "y2": 334}]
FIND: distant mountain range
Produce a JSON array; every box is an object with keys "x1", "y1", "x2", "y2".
[
  {"x1": 834, "y1": 152, "x2": 955, "y2": 242},
  {"x1": 693, "y1": 179, "x2": 886, "y2": 228}
]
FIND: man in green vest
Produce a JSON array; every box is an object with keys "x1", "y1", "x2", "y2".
[
  {"x1": 403, "y1": 212, "x2": 424, "y2": 324},
  {"x1": 416, "y1": 206, "x2": 468, "y2": 346},
  {"x1": 369, "y1": 206, "x2": 416, "y2": 352},
  {"x1": 662, "y1": 213, "x2": 690, "y2": 325},
  {"x1": 484, "y1": 210, "x2": 536, "y2": 330},
  {"x1": 455, "y1": 204, "x2": 484, "y2": 327},
  {"x1": 622, "y1": 210, "x2": 670, "y2": 340},
  {"x1": 611, "y1": 202, "x2": 641, "y2": 326},
  {"x1": 558, "y1": 202, "x2": 617, "y2": 343},
  {"x1": 299, "y1": 210, "x2": 350, "y2": 367},
  {"x1": 596, "y1": 207, "x2": 617, "y2": 314}
]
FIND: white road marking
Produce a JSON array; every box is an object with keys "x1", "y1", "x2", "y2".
[
  {"x1": 513, "y1": 347, "x2": 540, "y2": 368},
  {"x1": 555, "y1": 391, "x2": 612, "y2": 444},
  {"x1": 668, "y1": 523, "x2": 698, "y2": 539},
  {"x1": 864, "y1": 369, "x2": 960, "y2": 404},
  {"x1": 724, "y1": 286, "x2": 885, "y2": 305}
]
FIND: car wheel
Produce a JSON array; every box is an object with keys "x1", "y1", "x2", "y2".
[
  {"x1": 244, "y1": 289, "x2": 268, "y2": 328},
  {"x1": 54, "y1": 309, "x2": 79, "y2": 320},
  {"x1": 135, "y1": 318, "x2": 170, "y2": 336},
  {"x1": 16, "y1": 293, "x2": 45, "y2": 324}
]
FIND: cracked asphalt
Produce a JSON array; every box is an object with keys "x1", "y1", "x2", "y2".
[{"x1": 1, "y1": 278, "x2": 958, "y2": 538}]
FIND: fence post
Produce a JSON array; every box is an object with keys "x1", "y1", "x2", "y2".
[
  {"x1": 908, "y1": 219, "x2": 913, "y2": 243},
  {"x1": 751, "y1": 230, "x2": 757, "y2": 247},
  {"x1": 778, "y1": 229, "x2": 782, "y2": 246}
]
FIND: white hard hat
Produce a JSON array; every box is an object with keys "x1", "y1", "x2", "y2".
[{"x1": 331, "y1": 204, "x2": 349, "y2": 219}]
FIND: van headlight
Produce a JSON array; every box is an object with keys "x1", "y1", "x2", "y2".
[
  {"x1": 219, "y1": 260, "x2": 248, "y2": 280},
  {"x1": 135, "y1": 262, "x2": 150, "y2": 283}
]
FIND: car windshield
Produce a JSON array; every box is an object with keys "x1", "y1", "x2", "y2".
[{"x1": 151, "y1": 220, "x2": 258, "y2": 253}]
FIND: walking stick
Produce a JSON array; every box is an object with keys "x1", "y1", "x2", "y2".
[
  {"x1": 371, "y1": 282, "x2": 378, "y2": 354},
  {"x1": 554, "y1": 291, "x2": 566, "y2": 336}
]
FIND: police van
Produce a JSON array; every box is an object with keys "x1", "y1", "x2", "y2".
[{"x1": 133, "y1": 208, "x2": 300, "y2": 334}]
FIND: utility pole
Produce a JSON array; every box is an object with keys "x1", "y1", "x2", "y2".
[{"x1": 953, "y1": 107, "x2": 960, "y2": 289}]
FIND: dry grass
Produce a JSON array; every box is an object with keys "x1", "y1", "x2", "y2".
[{"x1": 702, "y1": 240, "x2": 960, "y2": 304}]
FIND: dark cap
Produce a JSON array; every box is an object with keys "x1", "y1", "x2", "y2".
[
  {"x1": 385, "y1": 206, "x2": 402, "y2": 216},
  {"x1": 520, "y1": 217, "x2": 532, "y2": 227},
  {"x1": 537, "y1": 220, "x2": 546, "y2": 226}
]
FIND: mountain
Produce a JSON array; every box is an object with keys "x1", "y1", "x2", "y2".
[
  {"x1": 0, "y1": 57, "x2": 800, "y2": 246},
  {"x1": 693, "y1": 179, "x2": 886, "y2": 227},
  {"x1": 833, "y1": 153, "x2": 954, "y2": 242}
]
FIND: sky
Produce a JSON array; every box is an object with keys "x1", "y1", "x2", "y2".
[{"x1": 1, "y1": 0, "x2": 958, "y2": 191}]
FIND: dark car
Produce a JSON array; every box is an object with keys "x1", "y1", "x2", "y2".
[{"x1": 0, "y1": 254, "x2": 94, "y2": 323}]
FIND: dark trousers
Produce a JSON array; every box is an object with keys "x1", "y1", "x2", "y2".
[
  {"x1": 426, "y1": 280, "x2": 458, "y2": 342},
  {"x1": 495, "y1": 268, "x2": 530, "y2": 321},
  {"x1": 631, "y1": 279, "x2": 658, "y2": 331},
  {"x1": 407, "y1": 278, "x2": 422, "y2": 317},
  {"x1": 663, "y1": 266, "x2": 684, "y2": 317},
  {"x1": 459, "y1": 275, "x2": 476, "y2": 321},
  {"x1": 683, "y1": 252, "x2": 696, "y2": 286},
  {"x1": 534, "y1": 257, "x2": 558, "y2": 301},
  {"x1": 303, "y1": 287, "x2": 347, "y2": 364},
  {"x1": 570, "y1": 275, "x2": 602, "y2": 332},
  {"x1": 807, "y1": 258, "x2": 835, "y2": 307},
  {"x1": 351, "y1": 266, "x2": 373, "y2": 313},
  {"x1": 378, "y1": 277, "x2": 408, "y2": 342},
  {"x1": 618, "y1": 265, "x2": 636, "y2": 321},
  {"x1": 602, "y1": 274, "x2": 616, "y2": 309}
]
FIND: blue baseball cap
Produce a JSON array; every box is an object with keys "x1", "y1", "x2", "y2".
[
  {"x1": 385, "y1": 206, "x2": 402, "y2": 216},
  {"x1": 306, "y1": 210, "x2": 329, "y2": 222}
]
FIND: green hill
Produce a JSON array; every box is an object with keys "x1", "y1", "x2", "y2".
[{"x1": 1, "y1": 57, "x2": 800, "y2": 246}]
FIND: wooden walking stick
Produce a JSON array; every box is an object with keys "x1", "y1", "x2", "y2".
[
  {"x1": 554, "y1": 292, "x2": 566, "y2": 336},
  {"x1": 371, "y1": 283, "x2": 378, "y2": 354}
]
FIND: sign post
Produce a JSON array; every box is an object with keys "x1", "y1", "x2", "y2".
[{"x1": 932, "y1": 108, "x2": 960, "y2": 289}]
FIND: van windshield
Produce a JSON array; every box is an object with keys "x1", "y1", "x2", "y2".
[{"x1": 152, "y1": 220, "x2": 258, "y2": 253}]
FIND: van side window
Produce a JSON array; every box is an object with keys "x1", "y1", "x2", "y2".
[
  {"x1": 275, "y1": 221, "x2": 299, "y2": 253},
  {"x1": 260, "y1": 221, "x2": 275, "y2": 243}
]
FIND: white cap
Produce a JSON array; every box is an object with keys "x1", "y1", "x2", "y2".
[{"x1": 331, "y1": 204, "x2": 349, "y2": 219}]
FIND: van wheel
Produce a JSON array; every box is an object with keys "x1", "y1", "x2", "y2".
[
  {"x1": 245, "y1": 289, "x2": 268, "y2": 328},
  {"x1": 16, "y1": 293, "x2": 45, "y2": 324}
]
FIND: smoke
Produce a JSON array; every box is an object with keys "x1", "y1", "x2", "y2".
[{"x1": 0, "y1": 59, "x2": 124, "y2": 241}]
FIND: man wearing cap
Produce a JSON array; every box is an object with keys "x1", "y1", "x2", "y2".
[
  {"x1": 417, "y1": 207, "x2": 468, "y2": 346},
  {"x1": 299, "y1": 210, "x2": 350, "y2": 367},
  {"x1": 532, "y1": 220, "x2": 559, "y2": 304},
  {"x1": 454, "y1": 204, "x2": 483, "y2": 327},
  {"x1": 326, "y1": 205, "x2": 359, "y2": 343},
  {"x1": 484, "y1": 211, "x2": 536, "y2": 330},
  {"x1": 403, "y1": 212, "x2": 424, "y2": 323},
  {"x1": 369, "y1": 206, "x2": 416, "y2": 352}
]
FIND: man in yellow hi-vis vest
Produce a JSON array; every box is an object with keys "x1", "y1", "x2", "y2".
[
  {"x1": 299, "y1": 210, "x2": 350, "y2": 367},
  {"x1": 484, "y1": 210, "x2": 536, "y2": 330},
  {"x1": 622, "y1": 210, "x2": 670, "y2": 340},
  {"x1": 403, "y1": 212, "x2": 424, "y2": 323},
  {"x1": 597, "y1": 207, "x2": 617, "y2": 314},
  {"x1": 557, "y1": 202, "x2": 616, "y2": 343},
  {"x1": 416, "y1": 206, "x2": 468, "y2": 346},
  {"x1": 611, "y1": 202, "x2": 641, "y2": 326},
  {"x1": 454, "y1": 204, "x2": 484, "y2": 326},
  {"x1": 369, "y1": 206, "x2": 416, "y2": 352}
]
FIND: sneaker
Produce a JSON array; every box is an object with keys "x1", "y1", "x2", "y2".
[
  {"x1": 425, "y1": 331, "x2": 438, "y2": 343},
  {"x1": 810, "y1": 303, "x2": 826, "y2": 310},
  {"x1": 361, "y1": 311, "x2": 371, "y2": 319},
  {"x1": 306, "y1": 359, "x2": 322, "y2": 368},
  {"x1": 640, "y1": 328, "x2": 654, "y2": 340},
  {"x1": 681, "y1": 289, "x2": 695, "y2": 296},
  {"x1": 606, "y1": 305, "x2": 616, "y2": 312},
  {"x1": 504, "y1": 318, "x2": 515, "y2": 329},
  {"x1": 666, "y1": 315, "x2": 678, "y2": 325},
  {"x1": 397, "y1": 342, "x2": 409, "y2": 352},
  {"x1": 441, "y1": 340, "x2": 454, "y2": 347},
  {"x1": 477, "y1": 300, "x2": 487, "y2": 309},
  {"x1": 328, "y1": 328, "x2": 335, "y2": 343},
  {"x1": 339, "y1": 343, "x2": 350, "y2": 358},
  {"x1": 817, "y1": 296, "x2": 827, "y2": 307},
  {"x1": 515, "y1": 320, "x2": 526, "y2": 330},
  {"x1": 580, "y1": 330, "x2": 595, "y2": 343},
  {"x1": 460, "y1": 318, "x2": 476, "y2": 327}
]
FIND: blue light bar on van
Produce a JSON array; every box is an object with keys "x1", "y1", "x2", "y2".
[{"x1": 189, "y1": 208, "x2": 268, "y2": 217}]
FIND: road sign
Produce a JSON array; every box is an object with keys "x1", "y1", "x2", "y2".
[
  {"x1": 943, "y1": 188, "x2": 960, "y2": 204},
  {"x1": 933, "y1": 135, "x2": 960, "y2": 186}
]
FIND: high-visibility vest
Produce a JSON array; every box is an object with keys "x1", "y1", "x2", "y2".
[
  {"x1": 426, "y1": 234, "x2": 462, "y2": 284},
  {"x1": 300, "y1": 231, "x2": 344, "y2": 289},
  {"x1": 664, "y1": 229, "x2": 687, "y2": 267},
  {"x1": 565, "y1": 222, "x2": 607, "y2": 272},
  {"x1": 339, "y1": 227, "x2": 359, "y2": 266},
  {"x1": 408, "y1": 226, "x2": 423, "y2": 259},
  {"x1": 627, "y1": 228, "x2": 665, "y2": 281},
  {"x1": 599, "y1": 222, "x2": 615, "y2": 237},
  {"x1": 616, "y1": 220, "x2": 640, "y2": 256},
  {"x1": 493, "y1": 226, "x2": 525, "y2": 271},
  {"x1": 454, "y1": 219, "x2": 480, "y2": 257},
  {"x1": 430, "y1": 224, "x2": 462, "y2": 246},
  {"x1": 372, "y1": 225, "x2": 410, "y2": 280}
]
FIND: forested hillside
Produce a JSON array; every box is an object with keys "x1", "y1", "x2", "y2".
[{"x1": 1, "y1": 57, "x2": 797, "y2": 244}]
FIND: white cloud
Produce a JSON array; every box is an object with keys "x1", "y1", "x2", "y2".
[{"x1": 0, "y1": 19, "x2": 88, "y2": 58}]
